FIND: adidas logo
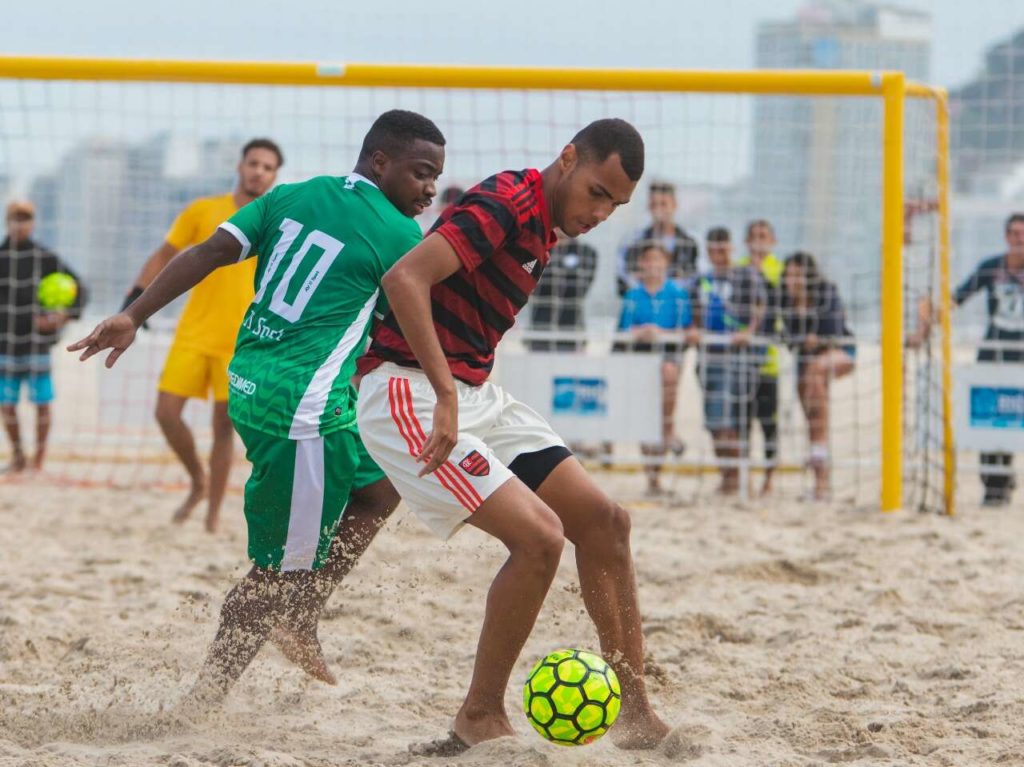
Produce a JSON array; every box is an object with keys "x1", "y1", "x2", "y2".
[{"x1": 522, "y1": 259, "x2": 537, "y2": 273}]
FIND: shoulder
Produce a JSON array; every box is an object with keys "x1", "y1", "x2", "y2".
[{"x1": 976, "y1": 255, "x2": 1004, "y2": 274}]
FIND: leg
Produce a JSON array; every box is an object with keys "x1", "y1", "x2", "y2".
[
  {"x1": 155, "y1": 391, "x2": 206, "y2": 523},
  {"x1": 1, "y1": 403, "x2": 25, "y2": 472},
  {"x1": 535, "y1": 457, "x2": 669, "y2": 749},
  {"x1": 32, "y1": 404, "x2": 51, "y2": 471},
  {"x1": 449, "y1": 479, "x2": 565, "y2": 746},
  {"x1": 801, "y1": 351, "x2": 854, "y2": 499},
  {"x1": 757, "y1": 376, "x2": 779, "y2": 495},
  {"x1": 270, "y1": 477, "x2": 401, "y2": 683},
  {"x1": 204, "y1": 402, "x2": 235, "y2": 533},
  {"x1": 661, "y1": 360, "x2": 683, "y2": 454},
  {"x1": 712, "y1": 428, "x2": 739, "y2": 494}
]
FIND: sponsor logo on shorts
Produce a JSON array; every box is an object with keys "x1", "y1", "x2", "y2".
[
  {"x1": 229, "y1": 371, "x2": 257, "y2": 396},
  {"x1": 459, "y1": 450, "x2": 490, "y2": 477}
]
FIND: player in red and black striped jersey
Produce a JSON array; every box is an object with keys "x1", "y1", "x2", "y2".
[
  {"x1": 357, "y1": 119, "x2": 670, "y2": 754},
  {"x1": 362, "y1": 167, "x2": 554, "y2": 384}
]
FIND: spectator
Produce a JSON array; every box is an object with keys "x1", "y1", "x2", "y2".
[
  {"x1": 738, "y1": 219, "x2": 783, "y2": 495},
  {"x1": 780, "y1": 251, "x2": 855, "y2": 501},
  {"x1": 616, "y1": 181, "x2": 698, "y2": 295},
  {"x1": 690, "y1": 227, "x2": 766, "y2": 495},
  {"x1": 617, "y1": 241, "x2": 692, "y2": 495},
  {"x1": 951, "y1": 212, "x2": 1024, "y2": 506},
  {"x1": 528, "y1": 231, "x2": 598, "y2": 352},
  {"x1": 0, "y1": 199, "x2": 87, "y2": 472}
]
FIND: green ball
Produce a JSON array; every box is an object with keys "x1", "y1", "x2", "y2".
[
  {"x1": 522, "y1": 648, "x2": 621, "y2": 746},
  {"x1": 38, "y1": 272, "x2": 78, "y2": 310}
]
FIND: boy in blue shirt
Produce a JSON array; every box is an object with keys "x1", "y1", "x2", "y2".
[
  {"x1": 690, "y1": 227, "x2": 766, "y2": 495},
  {"x1": 617, "y1": 241, "x2": 695, "y2": 494}
]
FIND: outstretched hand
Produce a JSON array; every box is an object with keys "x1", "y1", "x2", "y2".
[{"x1": 66, "y1": 312, "x2": 138, "y2": 368}]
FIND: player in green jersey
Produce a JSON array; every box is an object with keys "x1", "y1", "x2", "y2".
[{"x1": 69, "y1": 110, "x2": 446, "y2": 710}]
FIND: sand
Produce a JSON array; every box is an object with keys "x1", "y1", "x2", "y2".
[{"x1": 0, "y1": 478, "x2": 1022, "y2": 767}]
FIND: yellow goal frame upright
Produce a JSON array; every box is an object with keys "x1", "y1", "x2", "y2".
[{"x1": 0, "y1": 56, "x2": 953, "y2": 513}]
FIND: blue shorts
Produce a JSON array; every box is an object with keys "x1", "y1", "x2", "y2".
[
  {"x1": 0, "y1": 372, "x2": 54, "y2": 405},
  {"x1": 701, "y1": 359, "x2": 756, "y2": 432}
]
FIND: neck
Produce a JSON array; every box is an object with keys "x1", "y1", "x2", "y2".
[
  {"x1": 712, "y1": 264, "x2": 729, "y2": 277},
  {"x1": 652, "y1": 221, "x2": 674, "y2": 236},
  {"x1": 352, "y1": 160, "x2": 378, "y2": 185},
  {"x1": 1008, "y1": 252, "x2": 1024, "y2": 272},
  {"x1": 233, "y1": 186, "x2": 256, "y2": 208},
  {"x1": 540, "y1": 161, "x2": 560, "y2": 228},
  {"x1": 642, "y1": 277, "x2": 665, "y2": 292}
]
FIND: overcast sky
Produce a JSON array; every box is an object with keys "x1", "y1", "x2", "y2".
[{"x1": 2, "y1": 0, "x2": 1023, "y2": 90}]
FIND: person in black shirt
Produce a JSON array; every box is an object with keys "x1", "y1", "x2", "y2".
[
  {"x1": 0, "y1": 200, "x2": 86, "y2": 471},
  {"x1": 528, "y1": 231, "x2": 598, "y2": 352},
  {"x1": 616, "y1": 181, "x2": 698, "y2": 295},
  {"x1": 780, "y1": 251, "x2": 855, "y2": 500},
  {"x1": 952, "y1": 213, "x2": 1024, "y2": 506}
]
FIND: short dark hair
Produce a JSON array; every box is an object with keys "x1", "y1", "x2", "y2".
[
  {"x1": 638, "y1": 240, "x2": 670, "y2": 258},
  {"x1": 242, "y1": 138, "x2": 284, "y2": 168},
  {"x1": 707, "y1": 226, "x2": 731, "y2": 243},
  {"x1": 1005, "y1": 212, "x2": 1024, "y2": 232},
  {"x1": 649, "y1": 181, "x2": 676, "y2": 197},
  {"x1": 571, "y1": 118, "x2": 644, "y2": 181},
  {"x1": 746, "y1": 219, "x2": 775, "y2": 238},
  {"x1": 358, "y1": 109, "x2": 446, "y2": 161}
]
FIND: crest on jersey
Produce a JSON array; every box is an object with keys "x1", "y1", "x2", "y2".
[{"x1": 459, "y1": 450, "x2": 490, "y2": 477}]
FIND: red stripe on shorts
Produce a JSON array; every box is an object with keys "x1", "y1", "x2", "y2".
[
  {"x1": 388, "y1": 376, "x2": 479, "y2": 512},
  {"x1": 400, "y1": 378, "x2": 483, "y2": 509}
]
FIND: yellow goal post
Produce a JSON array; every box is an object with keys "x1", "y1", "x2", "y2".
[{"x1": 0, "y1": 56, "x2": 952, "y2": 513}]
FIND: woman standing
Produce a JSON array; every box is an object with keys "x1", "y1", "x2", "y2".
[{"x1": 781, "y1": 252, "x2": 855, "y2": 499}]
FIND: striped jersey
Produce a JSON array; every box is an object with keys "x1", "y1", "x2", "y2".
[
  {"x1": 359, "y1": 168, "x2": 557, "y2": 385},
  {"x1": 219, "y1": 173, "x2": 422, "y2": 439}
]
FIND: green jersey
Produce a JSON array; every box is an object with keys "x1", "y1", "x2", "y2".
[{"x1": 219, "y1": 173, "x2": 421, "y2": 439}]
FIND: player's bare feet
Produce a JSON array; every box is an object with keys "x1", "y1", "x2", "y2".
[
  {"x1": 172, "y1": 479, "x2": 207, "y2": 524},
  {"x1": 3, "y1": 448, "x2": 26, "y2": 474},
  {"x1": 448, "y1": 707, "x2": 515, "y2": 748},
  {"x1": 204, "y1": 511, "x2": 220, "y2": 534},
  {"x1": 268, "y1": 626, "x2": 337, "y2": 685},
  {"x1": 611, "y1": 707, "x2": 671, "y2": 750}
]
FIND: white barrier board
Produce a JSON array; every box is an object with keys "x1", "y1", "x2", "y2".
[
  {"x1": 494, "y1": 351, "x2": 662, "y2": 442},
  {"x1": 953, "y1": 363, "x2": 1024, "y2": 451}
]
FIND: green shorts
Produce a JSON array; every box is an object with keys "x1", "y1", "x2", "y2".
[{"x1": 235, "y1": 422, "x2": 383, "y2": 572}]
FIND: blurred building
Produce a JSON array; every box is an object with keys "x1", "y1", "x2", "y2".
[
  {"x1": 28, "y1": 134, "x2": 236, "y2": 313},
  {"x1": 750, "y1": 0, "x2": 932, "y2": 328}
]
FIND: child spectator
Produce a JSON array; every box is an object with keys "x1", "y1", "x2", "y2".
[
  {"x1": 617, "y1": 241, "x2": 692, "y2": 495},
  {"x1": 690, "y1": 227, "x2": 766, "y2": 495}
]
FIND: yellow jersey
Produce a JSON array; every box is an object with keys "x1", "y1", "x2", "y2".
[{"x1": 164, "y1": 192, "x2": 258, "y2": 357}]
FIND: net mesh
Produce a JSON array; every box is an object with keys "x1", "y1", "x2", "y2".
[{"x1": 0, "y1": 73, "x2": 946, "y2": 509}]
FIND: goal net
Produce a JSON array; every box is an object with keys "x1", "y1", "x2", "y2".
[{"x1": 0, "y1": 59, "x2": 951, "y2": 511}]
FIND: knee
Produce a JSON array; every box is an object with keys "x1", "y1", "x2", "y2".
[
  {"x1": 519, "y1": 509, "x2": 565, "y2": 571},
  {"x1": 154, "y1": 400, "x2": 178, "y2": 427},
  {"x1": 588, "y1": 499, "x2": 632, "y2": 547}
]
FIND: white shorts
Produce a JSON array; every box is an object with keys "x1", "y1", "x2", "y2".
[{"x1": 357, "y1": 363, "x2": 566, "y2": 539}]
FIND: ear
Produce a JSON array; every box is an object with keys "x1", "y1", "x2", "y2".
[
  {"x1": 370, "y1": 149, "x2": 390, "y2": 177},
  {"x1": 559, "y1": 143, "x2": 578, "y2": 172}
]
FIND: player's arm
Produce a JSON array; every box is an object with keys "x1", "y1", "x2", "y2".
[
  {"x1": 68, "y1": 229, "x2": 242, "y2": 368},
  {"x1": 380, "y1": 233, "x2": 463, "y2": 476}
]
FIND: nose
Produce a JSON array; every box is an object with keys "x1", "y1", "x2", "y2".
[{"x1": 424, "y1": 178, "x2": 437, "y2": 199}]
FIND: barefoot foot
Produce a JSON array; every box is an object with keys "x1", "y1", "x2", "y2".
[
  {"x1": 268, "y1": 627, "x2": 337, "y2": 685},
  {"x1": 172, "y1": 480, "x2": 207, "y2": 524},
  {"x1": 611, "y1": 707, "x2": 671, "y2": 750}
]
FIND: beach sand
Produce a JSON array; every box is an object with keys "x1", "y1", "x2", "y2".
[{"x1": 1, "y1": 478, "x2": 1021, "y2": 766}]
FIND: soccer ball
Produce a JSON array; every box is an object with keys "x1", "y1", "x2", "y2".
[
  {"x1": 38, "y1": 272, "x2": 78, "y2": 310},
  {"x1": 522, "y1": 648, "x2": 621, "y2": 746}
]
